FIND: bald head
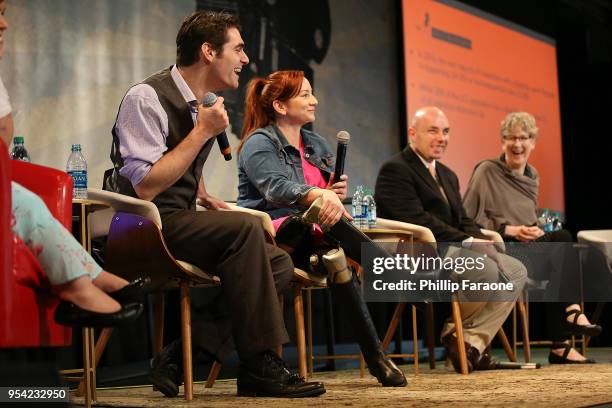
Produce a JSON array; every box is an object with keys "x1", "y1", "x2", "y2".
[
  {"x1": 411, "y1": 106, "x2": 448, "y2": 129},
  {"x1": 408, "y1": 106, "x2": 450, "y2": 162}
]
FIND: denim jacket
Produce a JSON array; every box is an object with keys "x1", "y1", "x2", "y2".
[{"x1": 237, "y1": 124, "x2": 335, "y2": 219}]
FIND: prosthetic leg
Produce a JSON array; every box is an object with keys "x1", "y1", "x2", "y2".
[
  {"x1": 301, "y1": 199, "x2": 406, "y2": 386},
  {"x1": 321, "y1": 247, "x2": 407, "y2": 387}
]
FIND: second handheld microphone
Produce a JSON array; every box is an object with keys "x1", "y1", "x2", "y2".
[
  {"x1": 201, "y1": 92, "x2": 232, "y2": 161},
  {"x1": 333, "y1": 130, "x2": 350, "y2": 183}
]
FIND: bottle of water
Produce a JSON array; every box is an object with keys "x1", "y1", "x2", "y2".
[
  {"x1": 352, "y1": 185, "x2": 364, "y2": 229},
  {"x1": 66, "y1": 144, "x2": 88, "y2": 199},
  {"x1": 537, "y1": 209, "x2": 554, "y2": 233},
  {"x1": 551, "y1": 211, "x2": 563, "y2": 231},
  {"x1": 365, "y1": 190, "x2": 377, "y2": 229},
  {"x1": 361, "y1": 190, "x2": 370, "y2": 230},
  {"x1": 9, "y1": 136, "x2": 31, "y2": 162}
]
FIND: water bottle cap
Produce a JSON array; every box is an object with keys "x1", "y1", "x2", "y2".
[
  {"x1": 71, "y1": 143, "x2": 81, "y2": 151},
  {"x1": 13, "y1": 136, "x2": 24, "y2": 144}
]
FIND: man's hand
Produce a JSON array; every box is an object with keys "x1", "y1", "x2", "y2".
[
  {"x1": 470, "y1": 238, "x2": 501, "y2": 265},
  {"x1": 195, "y1": 96, "x2": 229, "y2": 143},
  {"x1": 505, "y1": 225, "x2": 544, "y2": 242},
  {"x1": 198, "y1": 193, "x2": 231, "y2": 210},
  {"x1": 327, "y1": 173, "x2": 349, "y2": 201}
]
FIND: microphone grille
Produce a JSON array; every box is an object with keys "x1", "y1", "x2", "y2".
[
  {"x1": 336, "y1": 130, "x2": 350, "y2": 144},
  {"x1": 201, "y1": 92, "x2": 218, "y2": 107}
]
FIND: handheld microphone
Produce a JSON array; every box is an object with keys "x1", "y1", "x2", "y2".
[
  {"x1": 201, "y1": 92, "x2": 232, "y2": 161},
  {"x1": 333, "y1": 130, "x2": 350, "y2": 183},
  {"x1": 493, "y1": 362, "x2": 541, "y2": 369}
]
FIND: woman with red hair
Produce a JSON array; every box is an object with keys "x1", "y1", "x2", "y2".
[{"x1": 237, "y1": 70, "x2": 407, "y2": 387}]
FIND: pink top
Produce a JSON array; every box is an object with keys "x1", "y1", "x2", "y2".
[{"x1": 272, "y1": 139, "x2": 328, "y2": 232}]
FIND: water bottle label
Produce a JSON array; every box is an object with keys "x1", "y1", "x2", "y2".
[{"x1": 68, "y1": 170, "x2": 87, "y2": 189}]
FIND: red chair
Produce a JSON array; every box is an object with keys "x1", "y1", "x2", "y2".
[{"x1": 0, "y1": 139, "x2": 72, "y2": 348}]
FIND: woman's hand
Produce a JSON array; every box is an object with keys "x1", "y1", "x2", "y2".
[
  {"x1": 317, "y1": 188, "x2": 352, "y2": 228},
  {"x1": 504, "y1": 225, "x2": 544, "y2": 241},
  {"x1": 327, "y1": 173, "x2": 349, "y2": 201}
]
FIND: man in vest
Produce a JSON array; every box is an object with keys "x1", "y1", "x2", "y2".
[{"x1": 106, "y1": 11, "x2": 325, "y2": 398}]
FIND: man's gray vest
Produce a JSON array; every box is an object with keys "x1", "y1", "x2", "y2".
[{"x1": 105, "y1": 67, "x2": 214, "y2": 214}]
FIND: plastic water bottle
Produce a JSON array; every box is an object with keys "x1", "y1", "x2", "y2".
[
  {"x1": 365, "y1": 190, "x2": 377, "y2": 229},
  {"x1": 551, "y1": 211, "x2": 563, "y2": 231},
  {"x1": 537, "y1": 209, "x2": 554, "y2": 233},
  {"x1": 10, "y1": 136, "x2": 31, "y2": 162},
  {"x1": 361, "y1": 191, "x2": 370, "y2": 230},
  {"x1": 352, "y1": 185, "x2": 365, "y2": 229},
  {"x1": 66, "y1": 144, "x2": 88, "y2": 199}
]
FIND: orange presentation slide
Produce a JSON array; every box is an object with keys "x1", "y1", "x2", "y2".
[{"x1": 402, "y1": 0, "x2": 564, "y2": 211}]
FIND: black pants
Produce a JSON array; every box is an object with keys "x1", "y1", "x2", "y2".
[
  {"x1": 161, "y1": 209, "x2": 293, "y2": 360},
  {"x1": 510, "y1": 229, "x2": 576, "y2": 343}
]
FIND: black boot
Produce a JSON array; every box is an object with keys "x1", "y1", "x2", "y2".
[{"x1": 330, "y1": 277, "x2": 407, "y2": 387}]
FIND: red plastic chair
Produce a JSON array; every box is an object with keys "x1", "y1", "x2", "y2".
[{"x1": 0, "y1": 139, "x2": 72, "y2": 348}]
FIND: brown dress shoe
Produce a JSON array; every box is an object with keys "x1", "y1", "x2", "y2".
[{"x1": 442, "y1": 334, "x2": 480, "y2": 373}]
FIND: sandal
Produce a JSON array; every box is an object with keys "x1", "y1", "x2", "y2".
[
  {"x1": 563, "y1": 308, "x2": 602, "y2": 337},
  {"x1": 548, "y1": 342, "x2": 596, "y2": 364}
]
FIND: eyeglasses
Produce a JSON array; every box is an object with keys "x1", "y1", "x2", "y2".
[{"x1": 503, "y1": 135, "x2": 532, "y2": 143}]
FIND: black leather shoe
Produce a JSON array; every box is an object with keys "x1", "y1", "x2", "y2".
[
  {"x1": 148, "y1": 340, "x2": 183, "y2": 398},
  {"x1": 54, "y1": 301, "x2": 143, "y2": 328},
  {"x1": 364, "y1": 351, "x2": 407, "y2": 387},
  {"x1": 563, "y1": 308, "x2": 602, "y2": 337},
  {"x1": 442, "y1": 334, "x2": 479, "y2": 373},
  {"x1": 237, "y1": 351, "x2": 326, "y2": 397},
  {"x1": 548, "y1": 342, "x2": 596, "y2": 364},
  {"x1": 108, "y1": 276, "x2": 150, "y2": 304}
]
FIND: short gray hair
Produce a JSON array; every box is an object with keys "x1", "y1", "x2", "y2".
[{"x1": 500, "y1": 112, "x2": 539, "y2": 140}]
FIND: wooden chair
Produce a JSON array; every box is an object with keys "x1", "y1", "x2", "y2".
[
  {"x1": 374, "y1": 218, "x2": 525, "y2": 374},
  {"x1": 85, "y1": 188, "x2": 220, "y2": 401},
  {"x1": 85, "y1": 190, "x2": 322, "y2": 394}
]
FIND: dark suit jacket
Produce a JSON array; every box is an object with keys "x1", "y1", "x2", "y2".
[{"x1": 374, "y1": 147, "x2": 487, "y2": 242}]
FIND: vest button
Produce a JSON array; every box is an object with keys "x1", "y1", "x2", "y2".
[{"x1": 305, "y1": 153, "x2": 310, "y2": 158}]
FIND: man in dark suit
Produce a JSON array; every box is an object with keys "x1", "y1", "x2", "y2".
[{"x1": 375, "y1": 106, "x2": 527, "y2": 373}]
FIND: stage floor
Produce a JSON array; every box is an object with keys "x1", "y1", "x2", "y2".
[{"x1": 72, "y1": 348, "x2": 612, "y2": 407}]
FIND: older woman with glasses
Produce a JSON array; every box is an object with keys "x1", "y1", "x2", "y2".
[{"x1": 463, "y1": 111, "x2": 601, "y2": 364}]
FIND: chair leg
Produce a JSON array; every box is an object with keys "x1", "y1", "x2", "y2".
[
  {"x1": 152, "y1": 293, "x2": 165, "y2": 356},
  {"x1": 382, "y1": 302, "x2": 407, "y2": 351},
  {"x1": 517, "y1": 299, "x2": 531, "y2": 362},
  {"x1": 451, "y1": 301, "x2": 468, "y2": 375},
  {"x1": 512, "y1": 302, "x2": 518, "y2": 357},
  {"x1": 306, "y1": 288, "x2": 314, "y2": 378},
  {"x1": 180, "y1": 282, "x2": 193, "y2": 401},
  {"x1": 77, "y1": 328, "x2": 113, "y2": 397},
  {"x1": 276, "y1": 294, "x2": 284, "y2": 358},
  {"x1": 585, "y1": 302, "x2": 605, "y2": 348},
  {"x1": 497, "y1": 327, "x2": 516, "y2": 362},
  {"x1": 425, "y1": 302, "x2": 436, "y2": 369},
  {"x1": 205, "y1": 361, "x2": 222, "y2": 388},
  {"x1": 412, "y1": 305, "x2": 419, "y2": 375},
  {"x1": 79, "y1": 327, "x2": 95, "y2": 407},
  {"x1": 293, "y1": 285, "x2": 307, "y2": 379}
]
